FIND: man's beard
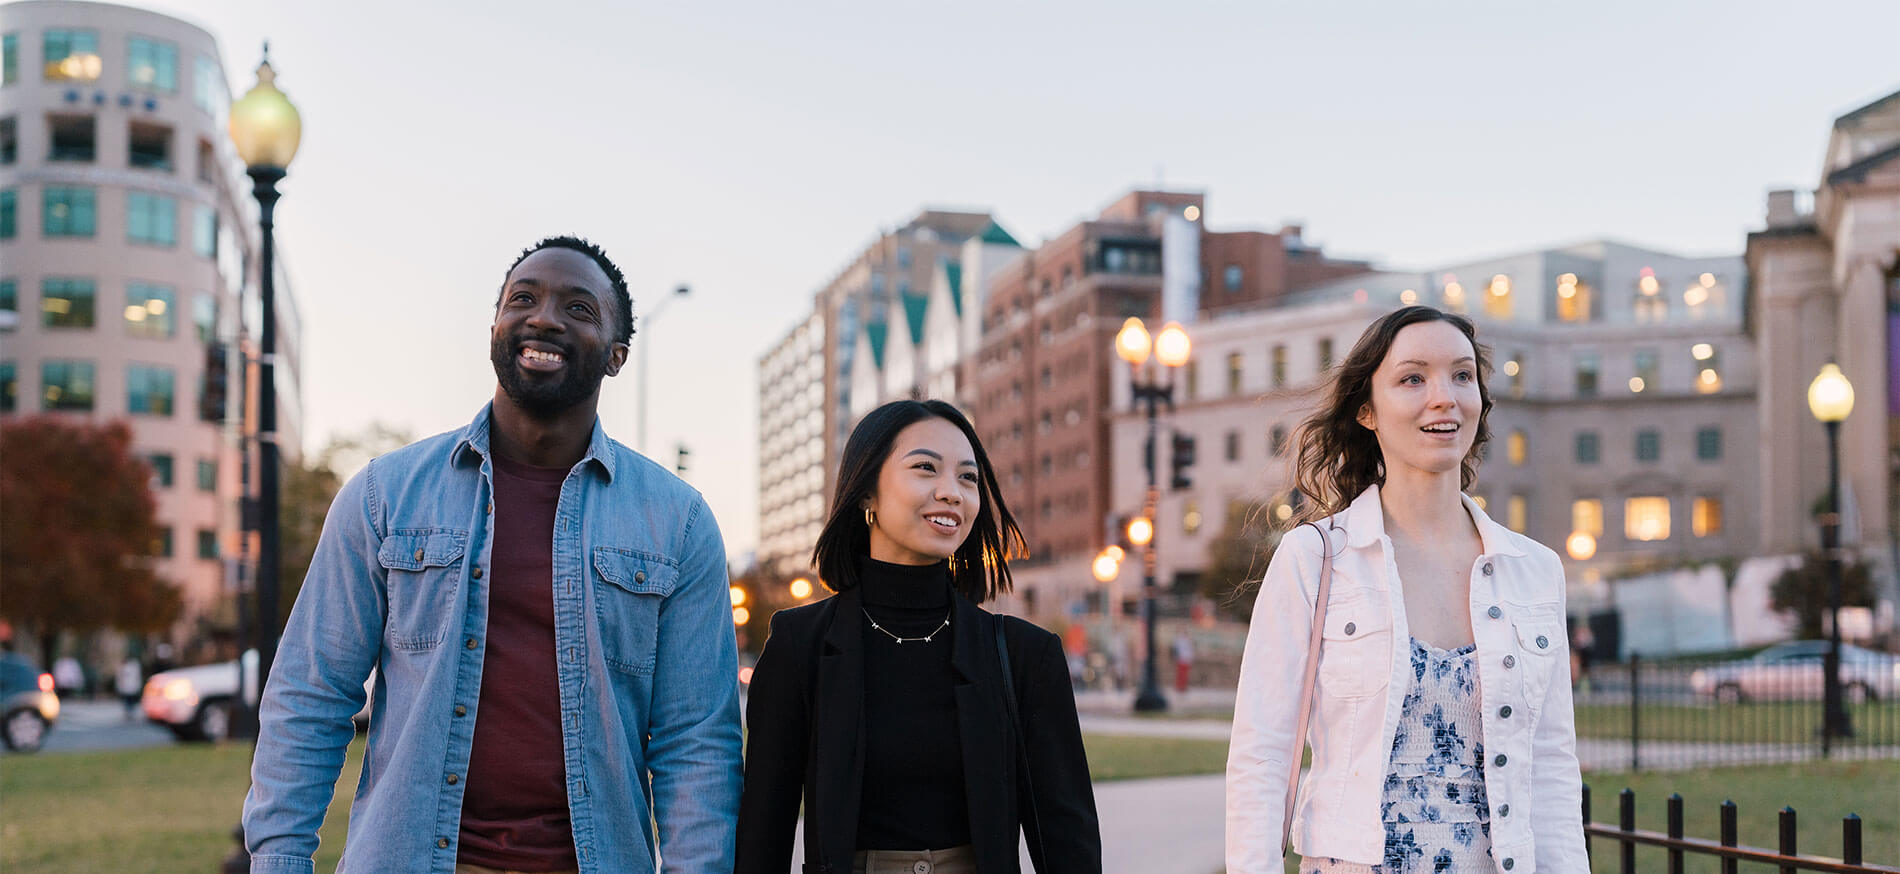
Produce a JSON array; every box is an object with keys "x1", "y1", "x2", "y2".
[{"x1": 490, "y1": 332, "x2": 612, "y2": 418}]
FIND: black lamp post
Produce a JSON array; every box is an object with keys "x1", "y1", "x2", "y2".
[
  {"x1": 1114, "y1": 317, "x2": 1189, "y2": 713},
  {"x1": 1807, "y1": 361, "x2": 1856, "y2": 753}
]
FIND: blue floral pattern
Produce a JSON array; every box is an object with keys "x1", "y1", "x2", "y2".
[{"x1": 1301, "y1": 638, "x2": 1492, "y2": 874}]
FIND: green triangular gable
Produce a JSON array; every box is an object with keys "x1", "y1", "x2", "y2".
[
  {"x1": 902, "y1": 293, "x2": 929, "y2": 344},
  {"x1": 980, "y1": 221, "x2": 1021, "y2": 247},
  {"x1": 865, "y1": 320, "x2": 888, "y2": 368},
  {"x1": 944, "y1": 262, "x2": 964, "y2": 315}
]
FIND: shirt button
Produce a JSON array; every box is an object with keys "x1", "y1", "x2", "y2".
[
  {"x1": 1343, "y1": 622, "x2": 1357, "y2": 636},
  {"x1": 454, "y1": 705, "x2": 467, "y2": 717},
  {"x1": 1499, "y1": 705, "x2": 1513, "y2": 719},
  {"x1": 1499, "y1": 803, "x2": 1511, "y2": 817},
  {"x1": 487, "y1": 502, "x2": 493, "y2": 514},
  {"x1": 1482, "y1": 562, "x2": 1494, "y2": 576},
  {"x1": 1495, "y1": 754, "x2": 1508, "y2": 767},
  {"x1": 1503, "y1": 655, "x2": 1517, "y2": 668},
  {"x1": 413, "y1": 548, "x2": 425, "y2": 561},
  {"x1": 913, "y1": 861, "x2": 931, "y2": 874},
  {"x1": 471, "y1": 566, "x2": 483, "y2": 579},
  {"x1": 1536, "y1": 634, "x2": 1549, "y2": 649},
  {"x1": 465, "y1": 637, "x2": 477, "y2": 650},
  {"x1": 634, "y1": 571, "x2": 647, "y2": 584},
  {"x1": 1503, "y1": 858, "x2": 1515, "y2": 871},
  {"x1": 437, "y1": 838, "x2": 450, "y2": 849},
  {"x1": 1487, "y1": 606, "x2": 1502, "y2": 619},
  {"x1": 446, "y1": 773, "x2": 459, "y2": 785}
]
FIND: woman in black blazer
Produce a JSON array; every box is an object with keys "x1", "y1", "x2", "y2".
[{"x1": 736, "y1": 399, "x2": 1101, "y2": 874}]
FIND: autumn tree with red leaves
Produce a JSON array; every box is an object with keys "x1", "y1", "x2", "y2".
[{"x1": 1, "y1": 417, "x2": 182, "y2": 668}]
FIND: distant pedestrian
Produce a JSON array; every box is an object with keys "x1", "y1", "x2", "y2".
[
  {"x1": 1226, "y1": 306, "x2": 1586, "y2": 873},
  {"x1": 116, "y1": 656, "x2": 143, "y2": 720},
  {"x1": 1172, "y1": 631, "x2": 1195, "y2": 693},
  {"x1": 52, "y1": 656, "x2": 83, "y2": 696}
]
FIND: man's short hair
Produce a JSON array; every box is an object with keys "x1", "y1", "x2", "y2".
[{"x1": 499, "y1": 236, "x2": 635, "y2": 345}]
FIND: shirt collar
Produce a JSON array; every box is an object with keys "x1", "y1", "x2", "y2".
[
  {"x1": 1339, "y1": 483, "x2": 1526, "y2": 558},
  {"x1": 450, "y1": 401, "x2": 618, "y2": 483}
]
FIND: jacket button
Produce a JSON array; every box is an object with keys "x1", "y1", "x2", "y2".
[
  {"x1": 1482, "y1": 562, "x2": 1494, "y2": 576},
  {"x1": 1536, "y1": 634, "x2": 1549, "y2": 649},
  {"x1": 454, "y1": 705, "x2": 467, "y2": 717},
  {"x1": 635, "y1": 570, "x2": 647, "y2": 584},
  {"x1": 437, "y1": 838, "x2": 449, "y2": 849},
  {"x1": 414, "y1": 548, "x2": 425, "y2": 561},
  {"x1": 1500, "y1": 803, "x2": 1511, "y2": 817},
  {"x1": 487, "y1": 502, "x2": 493, "y2": 514},
  {"x1": 1495, "y1": 754, "x2": 1508, "y2": 767},
  {"x1": 913, "y1": 862, "x2": 931, "y2": 874},
  {"x1": 1343, "y1": 622, "x2": 1356, "y2": 636},
  {"x1": 1499, "y1": 705, "x2": 1513, "y2": 719},
  {"x1": 1503, "y1": 858, "x2": 1515, "y2": 871},
  {"x1": 472, "y1": 566, "x2": 483, "y2": 579},
  {"x1": 1503, "y1": 655, "x2": 1516, "y2": 668},
  {"x1": 446, "y1": 773, "x2": 458, "y2": 785},
  {"x1": 1487, "y1": 606, "x2": 1502, "y2": 619},
  {"x1": 465, "y1": 637, "x2": 477, "y2": 650}
]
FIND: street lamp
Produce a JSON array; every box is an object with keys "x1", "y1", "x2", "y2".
[
  {"x1": 1807, "y1": 361, "x2": 1856, "y2": 751},
  {"x1": 1091, "y1": 548, "x2": 1121, "y2": 583},
  {"x1": 1114, "y1": 316, "x2": 1190, "y2": 712},
  {"x1": 637, "y1": 284, "x2": 691, "y2": 453},
  {"x1": 1565, "y1": 531, "x2": 1597, "y2": 562},
  {"x1": 228, "y1": 44, "x2": 300, "y2": 738},
  {"x1": 789, "y1": 577, "x2": 813, "y2": 600}
]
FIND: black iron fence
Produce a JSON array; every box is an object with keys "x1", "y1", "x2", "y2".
[
  {"x1": 1583, "y1": 786, "x2": 1898, "y2": 873},
  {"x1": 1573, "y1": 653, "x2": 1900, "y2": 772}
]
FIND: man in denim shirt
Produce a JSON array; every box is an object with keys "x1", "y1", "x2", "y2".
[{"x1": 244, "y1": 237, "x2": 741, "y2": 873}]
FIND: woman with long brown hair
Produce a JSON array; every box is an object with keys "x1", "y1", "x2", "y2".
[{"x1": 1226, "y1": 306, "x2": 1586, "y2": 873}]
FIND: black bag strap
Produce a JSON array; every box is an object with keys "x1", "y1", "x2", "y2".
[{"x1": 994, "y1": 615, "x2": 1049, "y2": 871}]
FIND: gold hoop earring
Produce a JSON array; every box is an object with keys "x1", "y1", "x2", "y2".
[{"x1": 864, "y1": 507, "x2": 877, "y2": 528}]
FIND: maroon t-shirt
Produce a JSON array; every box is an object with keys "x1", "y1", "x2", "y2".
[{"x1": 457, "y1": 452, "x2": 577, "y2": 870}]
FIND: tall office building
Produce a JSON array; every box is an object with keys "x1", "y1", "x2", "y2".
[{"x1": 0, "y1": 1, "x2": 302, "y2": 644}]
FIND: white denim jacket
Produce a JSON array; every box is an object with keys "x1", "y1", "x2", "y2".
[{"x1": 1225, "y1": 485, "x2": 1588, "y2": 874}]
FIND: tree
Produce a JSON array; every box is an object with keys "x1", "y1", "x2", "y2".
[
  {"x1": 0, "y1": 417, "x2": 182, "y2": 668},
  {"x1": 277, "y1": 424, "x2": 412, "y2": 624},
  {"x1": 1770, "y1": 551, "x2": 1877, "y2": 639},
  {"x1": 1201, "y1": 500, "x2": 1281, "y2": 620}
]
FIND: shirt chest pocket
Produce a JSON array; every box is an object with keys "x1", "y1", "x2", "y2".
[
  {"x1": 592, "y1": 547, "x2": 679, "y2": 676},
  {"x1": 377, "y1": 531, "x2": 467, "y2": 651},
  {"x1": 1319, "y1": 590, "x2": 1393, "y2": 700},
  {"x1": 1508, "y1": 601, "x2": 1565, "y2": 712}
]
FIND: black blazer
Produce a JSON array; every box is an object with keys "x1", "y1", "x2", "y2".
[{"x1": 734, "y1": 586, "x2": 1102, "y2": 874}]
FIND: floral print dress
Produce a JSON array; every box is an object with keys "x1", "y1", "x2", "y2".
[{"x1": 1301, "y1": 638, "x2": 1493, "y2": 874}]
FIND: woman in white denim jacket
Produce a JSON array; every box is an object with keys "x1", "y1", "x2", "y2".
[{"x1": 1226, "y1": 306, "x2": 1587, "y2": 874}]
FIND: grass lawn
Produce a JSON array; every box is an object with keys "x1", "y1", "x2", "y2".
[
  {"x1": 1083, "y1": 734, "x2": 1230, "y2": 781},
  {"x1": 1574, "y1": 699, "x2": 1900, "y2": 745}
]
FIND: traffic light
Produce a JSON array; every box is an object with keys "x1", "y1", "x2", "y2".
[{"x1": 1169, "y1": 431, "x2": 1197, "y2": 491}]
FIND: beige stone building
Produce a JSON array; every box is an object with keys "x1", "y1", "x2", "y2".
[{"x1": 0, "y1": 1, "x2": 301, "y2": 644}]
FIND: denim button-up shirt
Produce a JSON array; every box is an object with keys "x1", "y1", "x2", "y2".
[{"x1": 244, "y1": 405, "x2": 742, "y2": 873}]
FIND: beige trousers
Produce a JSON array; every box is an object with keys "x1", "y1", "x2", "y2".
[{"x1": 851, "y1": 844, "x2": 977, "y2": 874}]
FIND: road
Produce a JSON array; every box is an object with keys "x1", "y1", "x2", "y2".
[{"x1": 1, "y1": 698, "x2": 176, "y2": 756}]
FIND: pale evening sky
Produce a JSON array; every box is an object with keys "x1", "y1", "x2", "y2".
[{"x1": 131, "y1": 0, "x2": 1899, "y2": 563}]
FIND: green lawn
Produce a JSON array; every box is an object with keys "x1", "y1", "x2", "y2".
[
  {"x1": 1574, "y1": 699, "x2": 1900, "y2": 745},
  {"x1": 1083, "y1": 734, "x2": 1231, "y2": 781}
]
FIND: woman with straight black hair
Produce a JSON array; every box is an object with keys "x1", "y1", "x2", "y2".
[{"x1": 736, "y1": 399, "x2": 1101, "y2": 874}]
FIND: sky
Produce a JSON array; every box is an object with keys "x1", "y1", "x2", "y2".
[{"x1": 120, "y1": 0, "x2": 1900, "y2": 563}]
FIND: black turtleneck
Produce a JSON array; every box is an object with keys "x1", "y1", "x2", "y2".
[{"x1": 855, "y1": 557, "x2": 972, "y2": 851}]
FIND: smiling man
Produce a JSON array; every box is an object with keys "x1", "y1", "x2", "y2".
[{"x1": 244, "y1": 236, "x2": 741, "y2": 874}]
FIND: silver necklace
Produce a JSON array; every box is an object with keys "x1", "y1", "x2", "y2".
[{"x1": 862, "y1": 607, "x2": 950, "y2": 644}]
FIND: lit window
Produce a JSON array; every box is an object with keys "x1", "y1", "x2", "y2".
[
  {"x1": 1183, "y1": 500, "x2": 1203, "y2": 535},
  {"x1": 41, "y1": 360, "x2": 95, "y2": 411},
  {"x1": 1632, "y1": 348, "x2": 1658, "y2": 394},
  {"x1": 1506, "y1": 495, "x2": 1528, "y2": 533},
  {"x1": 1556, "y1": 273, "x2": 1593, "y2": 322},
  {"x1": 41, "y1": 277, "x2": 96, "y2": 328},
  {"x1": 1625, "y1": 496, "x2": 1671, "y2": 541},
  {"x1": 1507, "y1": 429, "x2": 1527, "y2": 466},
  {"x1": 1483, "y1": 274, "x2": 1513, "y2": 319},
  {"x1": 127, "y1": 37, "x2": 178, "y2": 91},
  {"x1": 1692, "y1": 497, "x2": 1723, "y2": 538},
  {"x1": 1684, "y1": 272, "x2": 1722, "y2": 319},
  {"x1": 1571, "y1": 499, "x2": 1603, "y2": 537},
  {"x1": 1503, "y1": 354, "x2": 1523, "y2": 398},
  {"x1": 1271, "y1": 344, "x2": 1287, "y2": 388},
  {"x1": 1227, "y1": 352, "x2": 1243, "y2": 394},
  {"x1": 125, "y1": 282, "x2": 175, "y2": 338},
  {"x1": 42, "y1": 30, "x2": 101, "y2": 82},
  {"x1": 127, "y1": 364, "x2": 175, "y2": 416},
  {"x1": 1634, "y1": 268, "x2": 1668, "y2": 323},
  {"x1": 1442, "y1": 275, "x2": 1466, "y2": 313},
  {"x1": 1692, "y1": 344, "x2": 1721, "y2": 393},
  {"x1": 43, "y1": 186, "x2": 97, "y2": 237}
]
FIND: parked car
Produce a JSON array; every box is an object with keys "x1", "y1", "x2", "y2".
[
  {"x1": 1690, "y1": 640, "x2": 1900, "y2": 704},
  {"x1": 142, "y1": 650, "x2": 372, "y2": 742},
  {"x1": 1, "y1": 652, "x2": 61, "y2": 753}
]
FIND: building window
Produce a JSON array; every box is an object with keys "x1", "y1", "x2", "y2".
[
  {"x1": 1691, "y1": 343, "x2": 1721, "y2": 393},
  {"x1": 41, "y1": 277, "x2": 95, "y2": 328},
  {"x1": 1574, "y1": 352, "x2": 1599, "y2": 397},
  {"x1": 193, "y1": 294, "x2": 217, "y2": 342},
  {"x1": 1227, "y1": 352, "x2": 1243, "y2": 394},
  {"x1": 1503, "y1": 354, "x2": 1523, "y2": 398},
  {"x1": 1571, "y1": 499, "x2": 1603, "y2": 537},
  {"x1": 43, "y1": 30, "x2": 101, "y2": 82},
  {"x1": 1184, "y1": 360, "x2": 1198, "y2": 399},
  {"x1": 197, "y1": 459, "x2": 217, "y2": 491},
  {"x1": 1575, "y1": 431, "x2": 1600, "y2": 465},
  {"x1": 197, "y1": 529, "x2": 219, "y2": 559},
  {"x1": 146, "y1": 452, "x2": 174, "y2": 487},
  {"x1": 125, "y1": 283, "x2": 175, "y2": 338},
  {"x1": 1225, "y1": 430, "x2": 1240, "y2": 462},
  {"x1": 1692, "y1": 496, "x2": 1723, "y2": 538},
  {"x1": 1483, "y1": 274, "x2": 1513, "y2": 319},
  {"x1": 0, "y1": 278, "x2": 13, "y2": 318},
  {"x1": 1634, "y1": 268, "x2": 1669, "y2": 323},
  {"x1": 47, "y1": 113, "x2": 96, "y2": 162},
  {"x1": 1556, "y1": 273, "x2": 1593, "y2": 322},
  {"x1": 153, "y1": 527, "x2": 172, "y2": 558},
  {"x1": 0, "y1": 188, "x2": 13, "y2": 238},
  {"x1": 196, "y1": 138, "x2": 216, "y2": 183},
  {"x1": 1695, "y1": 426, "x2": 1721, "y2": 461},
  {"x1": 1224, "y1": 264, "x2": 1243, "y2": 292},
  {"x1": 1271, "y1": 344, "x2": 1287, "y2": 388},
  {"x1": 194, "y1": 55, "x2": 220, "y2": 114},
  {"x1": 1631, "y1": 348, "x2": 1658, "y2": 394},
  {"x1": 41, "y1": 360, "x2": 94, "y2": 410},
  {"x1": 1317, "y1": 338, "x2": 1334, "y2": 372},
  {"x1": 1635, "y1": 429, "x2": 1661, "y2": 462},
  {"x1": 1507, "y1": 429, "x2": 1527, "y2": 466},
  {"x1": 1685, "y1": 272, "x2": 1723, "y2": 321},
  {"x1": 1441, "y1": 275, "x2": 1467, "y2": 313},
  {"x1": 0, "y1": 361, "x2": 14, "y2": 412},
  {"x1": 127, "y1": 364, "x2": 175, "y2": 416},
  {"x1": 127, "y1": 37, "x2": 178, "y2": 92},
  {"x1": 42, "y1": 186, "x2": 97, "y2": 236},
  {"x1": 2, "y1": 33, "x2": 16, "y2": 85},
  {"x1": 1183, "y1": 500, "x2": 1203, "y2": 535},
  {"x1": 193, "y1": 205, "x2": 218, "y2": 258},
  {"x1": 1506, "y1": 494, "x2": 1528, "y2": 533},
  {"x1": 1625, "y1": 496, "x2": 1671, "y2": 541},
  {"x1": 0, "y1": 115, "x2": 15, "y2": 164},
  {"x1": 1270, "y1": 425, "x2": 1287, "y2": 457},
  {"x1": 127, "y1": 191, "x2": 176, "y2": 246},
  {"x1": 128, "y1": 121, "x2": 172, "y2": 171}
]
